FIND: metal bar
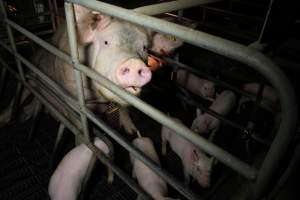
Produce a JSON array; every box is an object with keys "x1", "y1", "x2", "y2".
[
  {"x1": 0, "y1": 40, "x2": 80, "y2": 113},
  {"x1": 0, "y1": 67, "x2": 7, "y2": 96},
  {"x1": 133, "y1": 0, "x2": 220, "y2": 15},
  {"x1": 0, "y1": 58, "x2": 151, "y2": 200},
  {"x1": 76, "y1": 61, "x2": 257, "y2": 180},
  {"x1": 149, "y1": 50, "x2": 256, "y2": 100},
  {"x1": 27, "y1": 101, "x2": 42, "y2": 141},
  {"x1": 53, "y1": 122, "x2": 65, "y2": 154},
  {"x1": 68, "y1": 2, "x2": 297, "y2": 198},
  {"x1": 5, "y1": 19, "x2": 70, "y2": 63},
  {"x1": 84, "y1": 109, "x2": 201, "y2": 200},
  {"x1": 0, "y1": 0, "x2": 259, "y2": 181},
  {"x1": 65, "y1": 2, "x2": 90, "y2": 141},
  {"x1": 47, "y1": 0, "x2": 57, "y2": 31},
  {"x1": 0, "y1": 0, "x2": 25, "y2": 82}
]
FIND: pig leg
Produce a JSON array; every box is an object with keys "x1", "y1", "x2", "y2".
[
  {"x1": 79, "y1": 154, "x2": 97, "y2": 200},
  {"x1": 119, "y1": 107, "x2": 137, "y2": 135}
]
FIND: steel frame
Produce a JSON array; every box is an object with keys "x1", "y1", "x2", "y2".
[{"x1": 0, "y1": 0, "x2": 298, "y2": 199}]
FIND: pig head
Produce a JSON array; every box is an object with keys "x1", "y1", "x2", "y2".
[{"x1": 52, "y1": 5, "x2": 152, "y2": 105}]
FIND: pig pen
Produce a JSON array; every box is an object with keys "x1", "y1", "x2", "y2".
[{"x1": 0, "y1": 0, "x2": 299, "y2": 200}]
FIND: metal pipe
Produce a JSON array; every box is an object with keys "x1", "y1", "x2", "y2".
[
  {"x1": 149, "y1": 50, "x2": 256, "y2": 100},
  {"x1": 0, "y1": 41, "x2": 80, "y2": 113},
  {"x1": 84, "y1": 109, "x2": 201, "y2": 200},
  {"x1": 5, "y1": 19, "x2": 70, "y2": 63},
  {"x1": 133, "y1": 0, "x2": 220, "y2": 15},
  {"x1": 0, "y1": 0, "x2": 256, "y2": 179},
  {"x1": 68, "y1": 1, "x2": 298, "y2": 198},
  {"x1": 65, "y1": 2, "x2": 90, "y2": 142},
  {"x1": 75, "y1": 60, "x2": 257, "y2": 180},
  {"x1": 0, "y1": 58, "x2": 151, "y2": 200},
  {"x1": 0, "y1": 67, "x2": 7, "y2": 96},
  {"x1": 47, "y1": 0, "x2": 57, "y2": 31},
  {"x1": 0, "y1": 0, "x2": 25, "y2": 82}
]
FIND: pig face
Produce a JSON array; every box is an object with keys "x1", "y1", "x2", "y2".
[
  {"x1": 75, "y1": 5, "x2": 152, "y2": 105},
  {"x1": 201, "y1": 81, "x2": 215, "y2": 98},
  {"x1": 191, "y1": 109, "x2": 218, "y2": 134},
  {"x1": 191, "y1": 149, "x2": 212, "y2": 188}
]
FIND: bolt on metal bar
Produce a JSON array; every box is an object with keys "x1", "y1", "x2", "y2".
[
  {"x1": 84, "y1": 109, "x2": 201, "y2": 200},
  {"x1": 65, "y1": 2, "x2": 90, "y2": 142},
  {"x1": 133, "y1": 0, "x2": 221, "y2": 15},
  {"x1": 67, "y1": 1, "x2": 297, "y2": 198},
  {"x1": 0, "y1": 0, "x2": 25, "y2": 82},
  {"x1": 0, "y1": 58, "x2": 152, "y2": 200}
]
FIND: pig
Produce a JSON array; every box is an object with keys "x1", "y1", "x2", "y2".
[
  {"x1": 241, "y1": 82, "x2": 279, "y2": 112},
  {"x1": 175, "y1": 69, "x2": 215, "y2": 99},
  {"x1": 130, "y1": 137, "x2": 179, "y2": 200},
  {"x1": 48, "y1": 137, "x2": 111, "y2": 200},
  {"x1": 161, "y1": 119, "x2": 213, "y2": 188},
  {"x1": 191, "y1": 90, "x2": 236, "y2": 135}
]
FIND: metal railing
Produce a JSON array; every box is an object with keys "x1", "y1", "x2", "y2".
[{"x1": 0, "y1": 0, "x2": 297, "y2": 199}]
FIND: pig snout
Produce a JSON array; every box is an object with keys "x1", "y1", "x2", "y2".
[{"x1": 116, "y1": 58, "x2": 152, "y2": 94}]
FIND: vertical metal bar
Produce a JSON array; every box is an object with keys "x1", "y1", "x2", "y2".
[
  {"x1": 53, "y1": 122, "x2": 65, "y2": 153},
  {"x1": 47, "y1": 0, "x2": 57, "y2": 31},
  {"x1": 27, "y1": 101, "x2": 42, "y2": 141},
  {"x1": 0, "y1": 0, "x2": 25, "y2": 82},
  {"x1": 0, "y1": 67, "x2": 7, "y2": 96},
  {"x1": 64, "y1": 2, "x2": 90, "y2": 141}
]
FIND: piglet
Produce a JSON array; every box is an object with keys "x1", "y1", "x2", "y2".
[
  {"x1": 176, "y1": 69, "x2": 215, "y2": 99},
  {"x1": 130, "y1": 137, "x2": 179, "y2": 200},
  {"x1": 161, "y1": 120, "x2": 213, "y2": 188},
  {"x1": 48, "y1": 137, "x2": 111, "y2": 200},
  {"x1": 191, "y1": 90, "x2": 236, "y2": 135}
]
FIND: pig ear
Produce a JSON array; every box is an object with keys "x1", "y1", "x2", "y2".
[
  {"x1": 74, "y1": 5, "x2": 112, "y2": 44},
  {"x1": 196, "y1": 108, "x2": 202, "y2": 117},
  {"x1": 192, "y1": 149, "x2": 199, "y2": 161}
]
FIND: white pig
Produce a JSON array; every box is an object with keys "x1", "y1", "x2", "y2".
[
  {"x1": 48, "y1": 137, "x2": 111, "y2": 200},
  {"x1": 130, "y1": 137, "x2": 179, "y2": 200},
  {"x1": 161, "y1": 120, "x2": 213, "y2": 188},
  {"x1": 176, "y1": 69, "x2": 215, "y2": 99},
  {"x1": 191, "y1": 90, "x2": 236, "y2": 135}
]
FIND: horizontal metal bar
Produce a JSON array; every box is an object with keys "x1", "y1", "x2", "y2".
[
  {"x1": 75, "y1": 61, "x2": 257, "y2": 180},
  {"x1": 0, "y1": 58, "x2": 151, "y2": 200},
  {"x1": 149, "y1": 50, "x2": 256, "y2": 100},
  {"x1": 84, "y1": 108, "x2": 201, "y2": 200},
  {"x1": 68, "y1": 2, "x2": 297, "y2": 198},
  {"x1": 5, "y1": 19, "x2": 70, "y2": 63},
  {"x1": 133, "y1": 0, "x2": 220, "y2": 15},
  {"x1": 0, "y1": 40, "x2": 80, "y2": 113}
]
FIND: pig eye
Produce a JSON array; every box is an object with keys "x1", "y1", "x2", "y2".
[{"x1": 104, "y1": 41, "x2": 108, "y2": 45}]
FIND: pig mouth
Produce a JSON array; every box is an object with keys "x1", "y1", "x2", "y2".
[{"x1": 124, "y1": 86, "x2": 141, "y2": 95}]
